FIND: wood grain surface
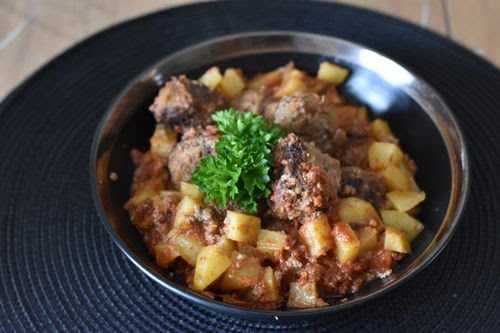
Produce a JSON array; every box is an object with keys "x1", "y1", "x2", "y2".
[{"x1": 0, "y1": 0, "x2": 498, "y2": 99}]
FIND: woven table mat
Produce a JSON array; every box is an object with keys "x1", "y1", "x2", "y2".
[{"x1": 1, "y1": 1, "x2": 499, "y2": 332}]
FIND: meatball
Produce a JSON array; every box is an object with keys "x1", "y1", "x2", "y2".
[
  {"x1": 338, "y1": 137, "x2": 373, "y2": 168},
  {"x1": 150, "y1": 75, "x2": 225, "y2": 132},
  {"x1": 125, "y1": 190, "x2": 182, "y2": 253},
  {"x1": 340, "y1": 167, "x2": 387, "y2": 208},
  {"x1": 264, "y1": 93, "x2": 351, "y2": 156},
  {"x1": 128, "y1": 149, "x2": 168, "y2": 195},
  {"x1": 269, "y1": 133, "x2": 341, "y2": 221},
  {"x1": 167, "y1": 126, "x2": 218, "y2": 188}
]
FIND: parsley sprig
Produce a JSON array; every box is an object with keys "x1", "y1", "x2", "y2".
[{"x1": 191, "y1": 109, "x2": 284, "y2": 213}]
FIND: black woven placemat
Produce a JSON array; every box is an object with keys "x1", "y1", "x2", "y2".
[{"x1": 1, "y1": 1, "x2": 499, "y2": 332}]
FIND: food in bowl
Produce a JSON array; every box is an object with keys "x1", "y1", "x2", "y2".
[{"x1": 124, "y1": 62, "x2": 426, "y2": 309}]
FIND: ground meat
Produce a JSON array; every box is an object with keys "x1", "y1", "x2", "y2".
[
  {"x1": 338, "y1": 137, "x2": 373, "y2": 168},
  {"x1": 150, "y1": 76, "x2": 225, "y2": 132},
  {"x1": 167, "y1": 126, "x2": 218, "y2": 188},
  {"x1": 129, "y1": 149, "x2": 168, "y2": 194},
  {"x1": 269, "y1": 133, "x2": 341, "y2": 221},
  {"x1": 264, "y1": 93, "x2": 342, "y2": 156},
  {"x1": 341, "y1": 167, "x2": 387, "y2": 208},
  {"x1": 126, "y1": 191, "x2": 182, "y2": 253}
]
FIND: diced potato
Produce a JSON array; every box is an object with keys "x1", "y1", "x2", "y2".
[
  {"x1": 216, "y1": 236, "x2": 237, "y2": 255},
  {"x1": 275, "y1": 69, "x2": 307, "y2": 97},
  {"x1": 248, "y1": 69, "x2": 282, "y2": 90},
  {"x1": 337, "y1": 197, "x2": 381, "y2": 225},
  {"x1": 154, "y1": 242, "x2": 179, "y2": 268},
  {"x1": 173, "y1": 195, "x2": 200, "y2": 228},
  {"x1": 261, "y1": 267, "x2": 280, "y2": 302},
  {"x1": 384, "y1": 226, "x2": 411, "y2": 253},
  {"x1": 256, "y1": 229, "x2": 287, "y2": 259},
  {"x1": 386, "y1": 191, "x2": 426, "y2": 212},
  {"x1": 333, "y1": 223, "x2": 360, "y2": 264},
  {"x1": 382, "y1": 164, "x2": 415, "y2": 192},
  {"x1": 128, "y1": 188, "x2": 158, "y2": 207},
  {"x1": 372, "y1": 119, "x2": 396, "y2": 142},
  {"x1": 299, "y1": 214, "x2": 333, "y2": 258},
  {"x1": 287, "y1": 282, "x2": 327, "y2": 308},
  {"x1": 180, "y1": 182, "x2": 204, "y2": 201},
  {"x1": 380, "y1": 210, "x2": 424, "y2": 242},
  {"x1": 220, "y1": 68, "x2": 245, "y2": 98},
  {"x1": 368, "y1": 142, "x2": 404, "y2": 170},
  {"x1": 317, "y1": 61, "x2": 349, "y2": 86},
  {"x1": 357, "y1": 227, "x2": 379, "y2": 255},
  {"x1": 150, "y1": 124, "x2": 177, "y2": 158},
  {"x1": 193, "y1": 245, "x2": 232, "y2": 291},
  {"x1": 159, "y1": 190, "x2": 183, "y2": 199},
  {"x1": 170, "y1": 228, "x2": 205, "y2": 266},
  {"x1": 199, "y1": 66, "x2": 222, "y2": 90},
  {"x1": 224, "y1": 211, "x2": 261, "y2": 245},
  {"x1": 220, "y1": 253, "x2": 263, "y2": 291}
]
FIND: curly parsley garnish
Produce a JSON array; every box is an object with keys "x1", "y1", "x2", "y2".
[{"x1": 191, "y1": 109, "x2": 284, "y2": 214}]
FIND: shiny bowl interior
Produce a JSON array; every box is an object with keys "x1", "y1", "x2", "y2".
[{"x1": 90, "y1": 31, "x2": 469, "y2": 319}]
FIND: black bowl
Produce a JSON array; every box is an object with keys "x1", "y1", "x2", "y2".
[{"x1": 90, "y1": 32, "x2": 469, "y2": 320}]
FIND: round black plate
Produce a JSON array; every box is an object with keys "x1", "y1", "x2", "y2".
[{"x1": 1, "y1": 1, "x2": 499, "y2": 331}]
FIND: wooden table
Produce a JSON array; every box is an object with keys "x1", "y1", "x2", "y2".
[{"x1": 0, "y1": 0, "x2": 498, "y2": 99}]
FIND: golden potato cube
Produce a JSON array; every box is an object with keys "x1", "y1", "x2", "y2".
[
  {"x1": 337, "y1": 197, "x2": 381, "y2": 225},
  {"x1": 386, "y1": 191, "x2": 426, "y2": 212},
  {"x1": 287, "y1": 282, "x2": 327, "y2": 308},
  {"x1": 380, "y1": 210, "x2": 424, "y2": 242},
  {"x1": 368, "y1": 142, "x2": 404, "y2": 171},
  {"x1": 220, "y1": 68, "x2": 245, "y2": 98},
  {"x1": 275, "y1": 69, "x2": 307, "y2": 97},
  {"x1": 128, "y1": 188, "x2": 158, "y2": 207},
  {"x1": 193, "y1": 245, "x2": 232, "y2": 291},
  {"x1": 299, "y1": 214, "x2": 333, "y2": 258},
  {"x1": 384, "y1": 226, "x2": 411, "y2": 253},
  {"x1": 224, "y1": 211, "x2": 261, "y2": 245},
  {"x1": 261, "y1": 267, "x2": 280, "y2": 302},
  {"x1": 372, "y1": 119, "x2": 396, "y2": 142},
  {"x1": 248, "y1": 70, "x2": 282, "y2": 90},
  {"x1": 173, "y1": 195, "x2": 200, "y2": 228},
  {"x1": 333, "y1": 223, "x2": 360, "y2": 264},
  {"x1": 216, "y1": 236, "x2": 237, "y2": 255},
  {"x1": 199, "y1": 66, "x2": 222, "y2": 90},
  {"x1": 159, "y1": 190, "x2": 183, "y2": 199},
  {"x1": 317, "y1": 61, "x2": 349, "y2": 86},
  {"x1": 154, "y1": 242, "x2": 179, "y2": 268},
  {"x1": 180, "y1": 182, "x2": 204, "y2": 201},
  {"x1": 171, "y1": 229, "x2": 205, "y2": 266},
  {"x1": 220, "y1": 253, "x2": 263, "y2": 291},
  {"x1": 382, "y1": 164, "x2": 415, "y2": 191},
  {"x1": 357, "y1": 227, "x2": 379, "y2": 255},
  {"x1": 256, "y1": 229, "x2": 287, "y2": 258},
  {"x1": 150, "y1": 124, "x2": 177, "y2": 158}
]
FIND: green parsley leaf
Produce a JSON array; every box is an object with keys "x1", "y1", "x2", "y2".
[{"x1": 191, "y1": 109, "x2": 284, "y2": 213}]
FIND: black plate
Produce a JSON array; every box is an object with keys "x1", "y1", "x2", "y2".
[{"x1": 91, "y1": 32, "x2": 467, "y2": 319}]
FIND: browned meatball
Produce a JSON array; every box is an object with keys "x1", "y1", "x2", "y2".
[
  {"x1": 340, "y1": 167, "x2": 386, "y2": 208},
  {"x1": 167, "y1": 126, "x2": 219, "y2": 188},
  {"x1": 269, "y1": 133, "x2": 341, "y2": 221},
  {"x1": 264, "y1": 93, "x2": 349, "y2": 156},
  {"x1": 150, "y1": 75, "x2": 225, "y2": 132}
]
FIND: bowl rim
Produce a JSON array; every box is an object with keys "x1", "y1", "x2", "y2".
[{"x1": 90, "y1": 30, "x2": 470, "y2": 319}]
